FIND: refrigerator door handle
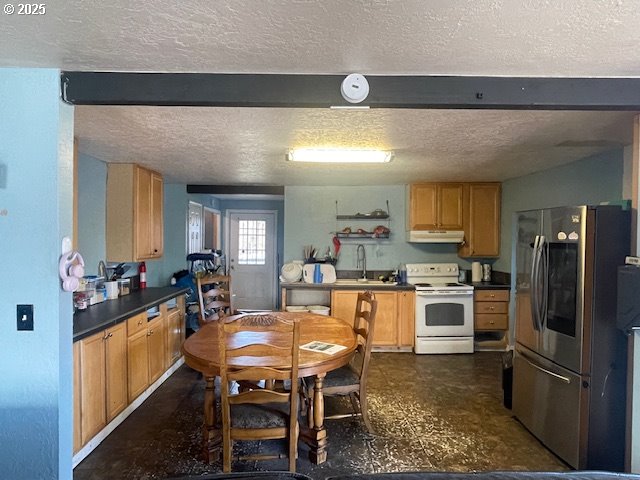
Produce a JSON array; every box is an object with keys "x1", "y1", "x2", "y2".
[
  {"x1": 530, "y1": 235, "x2": 541, "y2": 331},
  {"x1": 521, "y1": 352, "x2": 572, "y2": 384}
]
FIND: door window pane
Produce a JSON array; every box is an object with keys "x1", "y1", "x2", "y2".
[{"x1": 237, "y1": 220, "x2": 266, "y2": 265}]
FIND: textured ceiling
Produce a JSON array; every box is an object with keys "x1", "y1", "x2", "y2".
[
  {"x1": 74, "y1": 107, "x2": 634, "y2": 185},
  {"x1": 3, "y1": 1, "x2": 640, "y2": 185}
]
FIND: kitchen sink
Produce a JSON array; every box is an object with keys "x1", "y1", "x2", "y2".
[{"x1": 334, "y1": 279, "x2": 397, "y2": 286}]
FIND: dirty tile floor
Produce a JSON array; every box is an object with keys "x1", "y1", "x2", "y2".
[{"x1": 74, "y1": 352, "x2": 568, "y2": 479}]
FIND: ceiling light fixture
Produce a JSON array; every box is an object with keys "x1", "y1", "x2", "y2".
[{"x1": 287, "y1": 148, "x2": 393, "y2": 164}]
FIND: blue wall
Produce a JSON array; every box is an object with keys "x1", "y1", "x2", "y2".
[
  {"x1": 495, "y1": 148, "x2": 626, "y2": 272},
  {"x1": 75, "y1": 152, "x2": 205, "y2": 286},
  {"x1": 284, "y1": 186, "x2": 467, "y2": 273},
  {"x1": 77, "y1": 153, "x2": 107, "y2": 273},
  {"x1": 0, "y1": 69, "x2": 74, "y2": 479},
  {"x1": 145, "y1": 184, "x2": 197, "y2": 286}
]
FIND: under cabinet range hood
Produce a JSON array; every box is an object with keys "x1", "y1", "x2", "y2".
[{"x1": 407, "y1": 230, "x2": 465, "y2": 243}]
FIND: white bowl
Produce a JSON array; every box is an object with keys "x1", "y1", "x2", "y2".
[
  {"x1": 285, "y1": 305, "x2": 308, "y2": 312},
  {"x1": 307, "y1": 305, "x2": 330, "y2": 315},
  {"x1": 281, "y1": 263, "x2": 303, "y2": 282}
]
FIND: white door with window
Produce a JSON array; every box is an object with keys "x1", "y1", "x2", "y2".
[{"x1": 228, "y1": 210, "x2": 277, "y2": 311}]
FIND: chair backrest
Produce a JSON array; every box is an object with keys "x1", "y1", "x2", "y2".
[
  {"x1": 197, "y1": 274, "x2": 232, "y2": 326},
  {"x1": 218, "y1": 313, "x2": 301, "y2": 469},
  {"x1": 351, "y1": 291, "x2": 378, "y2": 383}
]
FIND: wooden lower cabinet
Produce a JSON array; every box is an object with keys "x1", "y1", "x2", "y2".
[
  {"x1": 73, "y1": 342, "x2": 82, "y2": 454},
  {"x1": 330, "y1": 289, "x2": 414, "y2": 349},
  {"x1": 78, "y1": 321, "x2": 127, "y2": 446},
  {"x1": 166, "y1": 301, "x2": 185, "y2": 367},
  {"x1": 147, "y1": 314, "x2": 166, "y2": 384},
  {"x1": 75, "y1": 297, "x2": 186, "y2": 454},
  {"x1": 105, "y1": 322, "x2": 128, "y2": 421},
  {"x1": 79, "y1": 330, "x2": 107, "y2": 446},
  {"x1": 474, "y1": 288, "x2": 510, "y2": 350},
  {"x1": 127, "y1": 326, "x2": 149, "y2": 402},
  {"x1": 398, "y1": 291, "x2": 415, "y2": 347}
]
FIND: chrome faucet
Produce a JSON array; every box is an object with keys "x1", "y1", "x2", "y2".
[{"x1": 356, "y1": 244, "x2": 367, "y2": 280}]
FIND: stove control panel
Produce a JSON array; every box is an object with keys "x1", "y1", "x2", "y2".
[{"x1": 406, "y1": 263, "x2": 459, "y2": 277}]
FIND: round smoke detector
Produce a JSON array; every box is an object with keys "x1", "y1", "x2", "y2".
[{"x1": 340, "y1": 73, "x2": 369, "y2": 104}]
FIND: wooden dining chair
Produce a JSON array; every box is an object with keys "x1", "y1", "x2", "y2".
[
  {"x1": 219, "y1": 313, "x2": 301, "y2": 472},
  {"x1": 197, "y1": 274, "x2": 232, "y2": 327},
  {"x1": 304, "y1": 290, "x2": 378, "y2": 433}
]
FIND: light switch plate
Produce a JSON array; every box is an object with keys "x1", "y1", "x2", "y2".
[{"x1": 17, "y1": 304, "x2": 33, "y2": 331}]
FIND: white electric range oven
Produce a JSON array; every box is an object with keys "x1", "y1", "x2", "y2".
[{"x1": 407, "y1": 263, "x2": 474, "y2": 354}]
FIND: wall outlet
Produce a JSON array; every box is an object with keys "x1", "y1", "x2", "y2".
[{"x1": 17, "y1": 304, "x2": 33, "y2": 331}]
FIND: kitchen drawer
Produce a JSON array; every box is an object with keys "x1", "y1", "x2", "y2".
[
  {"x1": 127, "y1": 312, "x2": 147, "y2": 336},
  {"x1": 474, "y1": 301, "x2": 508, "y2": 314},
  {"x1": 475, "y1": 290, "x2": 509, "y2": 302},
  {"x1": 475, "y1": 313, "x2": 508, "y2": 330}
]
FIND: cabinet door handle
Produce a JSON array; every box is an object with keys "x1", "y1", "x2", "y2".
[
  {"x1": 147, "y1": 330, "x2": 153, "y2": 336},
  {"x1": 138, "y1": 319, "x2": 143, "y2": 326}
]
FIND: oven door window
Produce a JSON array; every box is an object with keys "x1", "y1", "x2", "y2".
[{"x1": 424, "y1": 303, "x2": 465, "y2": 326}]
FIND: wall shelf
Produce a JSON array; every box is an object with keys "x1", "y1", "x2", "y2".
[
  {"x1": 334, "y1": 232, "x2": 390, "y2": 239},
  {"x1": 336, "y1": 213, "x2": 389, "y2": 220},
  {"x1": 334, "y1": 200, "x2": 391, "y2": 242}
]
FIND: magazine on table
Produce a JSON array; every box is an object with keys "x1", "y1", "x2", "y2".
[{"x1": 300, "y1": 341, "x2": 347, "y2": 355}]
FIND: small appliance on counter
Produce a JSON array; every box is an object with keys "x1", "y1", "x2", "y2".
[
  {"x1": 471, "y1": 262, "x2": 482, "y2": 282},
  {"x1": 117, "y1": 278, "x2": 131, "y2": 296},
  {"x1": 482, "y1": 264, "x2": 492, "y2": 282}
]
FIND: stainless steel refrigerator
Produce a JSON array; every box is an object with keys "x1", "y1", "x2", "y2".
[{"x1": 513, "y1": 205, "x2": 629, "y2": 470}]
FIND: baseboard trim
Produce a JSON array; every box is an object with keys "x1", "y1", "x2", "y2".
[
  {"x1": 72, "y1": 357, "x2": 185, "y2": 468},
  {"x1": 372, "y1": 346, "x2": 413, "y2": 353}
]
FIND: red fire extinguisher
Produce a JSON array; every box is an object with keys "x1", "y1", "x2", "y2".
[{"x1": 139, "y1": 261, "x2": 147, "y2": 289}]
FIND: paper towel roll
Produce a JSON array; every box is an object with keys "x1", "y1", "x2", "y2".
[{"x1": 471, "y1": 262, "x2": 482, "y2": 282}]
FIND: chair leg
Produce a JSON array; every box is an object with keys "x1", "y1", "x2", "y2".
[
  {"x1": 348, "y1": 392, "x2": 359, "y2": 415},
  {"x1": 358, "y1": 389, "x2": 374, "y2": 434},
  {"x1": 289, "y1": 422, "x2": 298, "y2": 472},
  {"x1": 223, "y1": 438, "x2": 231, "y2": 472}
]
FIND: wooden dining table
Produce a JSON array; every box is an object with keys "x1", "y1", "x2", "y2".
[{"x1": 181, "y1": 311, "x2": 358, "y2": 465}]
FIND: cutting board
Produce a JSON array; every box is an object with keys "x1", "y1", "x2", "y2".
[{"x1": 302, "y1": 264, "x2": 337, "y2": 283}]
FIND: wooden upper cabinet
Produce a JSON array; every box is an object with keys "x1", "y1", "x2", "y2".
[
  {"x1": 458, "y1": 183, "x2": 501, "y2": 258},
  {"x1": 409, "y1": 183, "x2": 463, "y2": 230},
  {"x1": 107, "y1": 164, "x2": 164, "y2": 262}
]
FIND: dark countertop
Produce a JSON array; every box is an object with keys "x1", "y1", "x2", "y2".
[
  {"x1": 468, "y1": 281, "x2": 511, "y2": 290},
  {"x1": 281, "y1": 281, "x2": 415, "y2": 291},
  {"x1": 73, "y1": 286, "x2": 189, "y2": 342}
]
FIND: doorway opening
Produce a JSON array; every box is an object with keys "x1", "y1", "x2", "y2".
[{"x1": 227, "y1": 209, "x2": 278, "y2": 311}]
